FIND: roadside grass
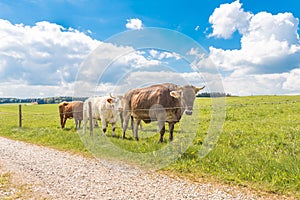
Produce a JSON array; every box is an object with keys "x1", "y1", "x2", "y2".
[
  {"x1": 0, "y1": 166, "x2": 37, "y2": 199},
  {"x1": 0, "y1": 96, "x2": 299, "y2": 198},
  {"x1": 0, "y1": 170, "x2": 10, "y2": 191},
  {"x1": 167, "y1": 96, "x2": 300, "y2": 197},
  {"x1": 0, "y1": 104, "x2": 88, "y2": 155}
]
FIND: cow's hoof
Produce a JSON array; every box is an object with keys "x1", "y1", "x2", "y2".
[{"x1": 135, "y1": 137, "x2": 139, "y2": 141}]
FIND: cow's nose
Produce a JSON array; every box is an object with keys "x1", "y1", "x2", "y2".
[{"x1": 185, "y1": 110, "x2": 193, "y2": 115}]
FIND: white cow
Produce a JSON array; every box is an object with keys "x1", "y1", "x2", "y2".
[{"x1": 83, "y1": 95, "x2": 123, "y2": 136}]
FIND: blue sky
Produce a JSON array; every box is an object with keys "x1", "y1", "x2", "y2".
[{"x1": 0, "y1": 0, "x2": 300, "y2": 97}]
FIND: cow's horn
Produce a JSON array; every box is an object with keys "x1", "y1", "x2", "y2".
[
  {"x1": 110, "y1": 93, "x2": 115, "y2": 99},
  {"x1": 198, "y1": 86, "x2": 205, "y2": 90},
  {"x1": 195, "y1": 86, "x2": 205, "y2": 93}
]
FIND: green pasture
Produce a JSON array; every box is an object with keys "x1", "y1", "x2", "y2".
[{"x1": 0, "y1": 96, "x2": 299, "y2": 198}]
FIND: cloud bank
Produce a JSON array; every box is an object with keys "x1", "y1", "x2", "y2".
[
  {"x1": 0, "y1": 18, "x2": 204, "y2": 98},
  {"x1": 1, "y1": 0, "x2": 300, "y2": 98},
  {"x1": 0, "y1": 19, "x2": 100, "y2": 97},
  {"x1": 208, "y1": 0, "x2": 300, "y2": 95}
]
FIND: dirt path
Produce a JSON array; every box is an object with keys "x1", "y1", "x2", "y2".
[{"x1": 0, "y1": 137, "x2": 283, "y2": 199}]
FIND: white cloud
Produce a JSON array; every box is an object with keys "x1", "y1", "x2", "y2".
[
  {"x1": 0, "y1": 81, "x2": 75, "y2": 98},
  {"x1": 282, "y1": 68, "x2": 300, "y2": 91},
  {"x1": 0, "y1": 19, "x2": 209, "y2": 98},
  {"x1": 208, "y1": 1, "x2": 300, "y2": 75},
  {"x1": 148, "y1": 49, "x2": 181, "y2": 60},
  {"x1": 222, "y1": 73, "x2": 288, "y2": 96},
  {"x1": 116, "y1": 71, "x2": 203, "y2": 92},
  {"x1": 222, "y1": 70, "x2": 300, "y2": 96},
  {"x1": 74, "y1": 43, "x2": 199, "y2": 97},
  {"x1": 0, "y1": 19, "x2": 101, "y2": 97},
  {"x1": 240, "y1": 12, "x2": 300, "y2": 66},
  {"x1": 207, "y1": 0, "x2": 300, "y2": 95},
  {"x1": 123, "y1": 51, "x2": 162, "y2": 68},
  {"x1": 125, "y1": 18, "x2": 143, "y2": 30},
  {"x1": 74, "y1": 70, "x2": 207, "y2": 98},
  {"x1": 0, "y1": 20, "x2": 101, "y2": 83},
  {"x1": 208, "y1": 10, "x2": 300, "y2": 75},
  {"x1": 208, "y1": 0, "x2": 253, "y2": 39},
  {"x1": 0, "y1": 18, "x2": 196, "y2": 98}
]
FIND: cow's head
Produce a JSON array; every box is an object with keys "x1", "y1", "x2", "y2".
[
  {"x1": 170, "y1": 85, "x2": 205, "y2": 115},
  {"x1": 108, "y1": 94, "x2": 123, "y2": 112},
  {"x1": 58, "y1": 101, "x2": 69, "y2": 115},
  {"x1": 58, "y1": 101, "x2": 69, "y2": 128}
]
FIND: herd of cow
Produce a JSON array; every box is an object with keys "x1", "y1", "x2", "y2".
[{"x1": 58, "y1": 83, "x2": 205, "y2": 142}]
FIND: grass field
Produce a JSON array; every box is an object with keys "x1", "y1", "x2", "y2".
[{"x1": 0, "y1": 96, "x2": 299, "y2": 198}]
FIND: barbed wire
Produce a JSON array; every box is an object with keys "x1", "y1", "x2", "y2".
[
  {"x1": 0, "y1": 99, "x2": 299, "y2": 117},
  {"x1": 226, "y1": 99, "x2": 300, "y2": 107}
]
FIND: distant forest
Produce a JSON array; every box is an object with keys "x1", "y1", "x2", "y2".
[
  {"x1": 0, "y1": 93, "x2": 231, "y2": 104},
  {"x1": 0, "y1": 96, "x2": 87, "y2": 104},
  {"x1": 196, "y1": 92, "x2": 232, "y2": 98}
]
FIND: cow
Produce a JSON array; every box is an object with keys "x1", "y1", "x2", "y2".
[
  {"x1": 83, "y1": 95, "x2": 123, "y2": 136},
  {"x1": 119, "y1": 112, "x2": 143, "y2": 131},
  {"x1": 122, "y1": 83, "x2": 205, "y2": 142},
  {"x1": 58, "y1": 101, "x2": 83, "y2": 129}
]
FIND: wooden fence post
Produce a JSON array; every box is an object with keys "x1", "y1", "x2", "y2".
[
  {"x1": 19, "y1": 104, "x2": 22, "y2": 128},
  {"x1": 88, "y1": 101, "x2": 93, "y2": 136}
]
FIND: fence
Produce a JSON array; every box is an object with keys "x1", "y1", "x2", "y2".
[
  {"x1": 0, "y1": 99, "x2": 300, "y2": 134},
  {"x1": 8, "y1": 103, "x2": 95, "y2": 135}
]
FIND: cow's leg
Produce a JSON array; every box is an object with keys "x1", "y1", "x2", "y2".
[
  {"x1": 119, "y1": 112, "x2": 124, "y2": 127},
  {"x1": 111, "y1": 122, "x2": 116, "y2": 137},
  {"x1": 94, "y1": 119, "x2": 99, "y2": 127},
  {"x1": 139, "y1": 122, "x2": 143, "y2": 131},
  {"x1": 83, "y1": 110, "x2": 88, "y2": 133},
  {"x1": 130, "y1": 116, "x2": 134, "y2": 129},
  {"x1": 74, "y1": 119, "x2": 78, "y2": 130},
  {"x1": 133, "y1": 119, "x2": 140, "y2": 141},
  {"x1": 101, "y1": 119, "x2": 107, "y2": 136},
  {"x1": 83, "y1": 118, "x2": 88, "y2": 134},
  {"x1": 75, "y1": 119, "x2": 81, "y2": 130},
  {"x1": 60, "y1": 114, "x2": 64, "y2": 128},
  {"x1": 122, "y1": 111, "x2": 131, "y2": 139},
  {"x1": 62, "y1": 117, "x2": 67, "y2": 129},
  {"x1": 131, "y1": 116, "x2": 134, "y2": 132},
  {"x1": 83, "y1": 119, "x2": 86, "y2": 133},
  {"x1": 168, "y1": 122, "x2": 175, "y2": 141},
  {"x1": 158, "y1": 121, "x2": 165, "y2": 143},
  {"x1": 75, "y1": 118, "x2": 81, "y2": 130},
  {"x1": 78, "y1": 120, "x2": 82, "y2": 129}
]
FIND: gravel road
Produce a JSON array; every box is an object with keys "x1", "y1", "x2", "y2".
[{"x1": 0, "y1": 137, "x2": 278, "y2": 199}]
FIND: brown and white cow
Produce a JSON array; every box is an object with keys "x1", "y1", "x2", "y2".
[
  {"x1": 122, "y1": 83, "x2": 205, "y2": 142},
  {"x1": 83, "y1": 95, "x2": 123, "y2": 136},
  {"x1": 58, "y1": 101, "x2": 83, "y2": 129}
]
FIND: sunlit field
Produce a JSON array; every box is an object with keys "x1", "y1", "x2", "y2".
[{"x1": 0, "y1": 95, "x2": 299, "y2": 198}]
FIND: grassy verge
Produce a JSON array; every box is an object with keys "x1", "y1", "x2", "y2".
[
  {"x1": 167, "y1": 96, "x2": 300, "y2": 198},
  {"x1": 0, "y1": 104, "x2": 88, "y2": 155},
  {"x1": 0, "y1": 166, "x2": 39, "y2": 199},
  {"x1": 0, "y1": 96, "x2": 299, "y2": 198}
]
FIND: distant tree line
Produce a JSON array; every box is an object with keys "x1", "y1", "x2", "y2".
[
  {"x1": 0, "y1": 96, "x2": 87, "y2": 104},
  {"x1": 0, "y1": 93, "x2": 232, "y2": 104},
  {"x1": 196, "y1": 92, "x2": 232, "y2": 97}
]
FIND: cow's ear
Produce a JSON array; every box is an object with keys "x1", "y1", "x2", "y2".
[
  {"x1": 107, "y1": 98, "x2": 113, "y2": 104},
  {"x1": 170, "y1": 91, "x2": 181, "y2": 99}
]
